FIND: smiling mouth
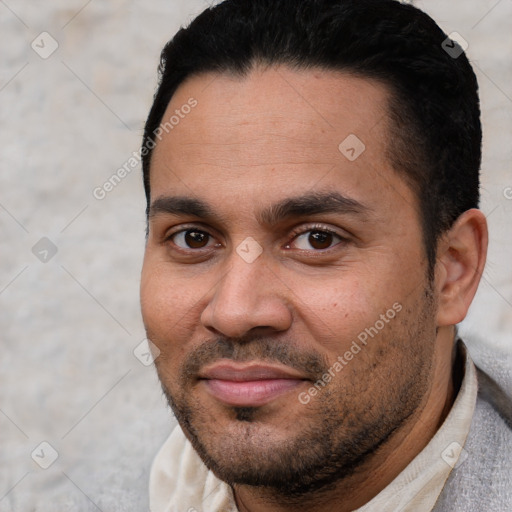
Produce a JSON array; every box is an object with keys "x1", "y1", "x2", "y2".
[{"x1": 198, "y1": 361, "x2": 309, "y2": 407}]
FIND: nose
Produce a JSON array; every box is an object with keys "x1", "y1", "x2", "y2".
[{"x1": 200, "y1": 249, "x2": 293, "y2": 339}]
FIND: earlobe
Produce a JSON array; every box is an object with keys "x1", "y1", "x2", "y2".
[{"x1": 435, "y1": 209, "x2": 488, "y2": 327}]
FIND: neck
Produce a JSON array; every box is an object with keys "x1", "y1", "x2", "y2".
[{"x1": 233, "y1": 327, "x2": 459, "y2": 512}]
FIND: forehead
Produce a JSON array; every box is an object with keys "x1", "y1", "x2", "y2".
[{"x1": 149, "y1": 65, "x2": 416, "y2": 223}]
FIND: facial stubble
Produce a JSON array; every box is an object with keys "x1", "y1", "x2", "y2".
[{"x1": 154, "y1": 287, "x2": 437, "y2": 501}]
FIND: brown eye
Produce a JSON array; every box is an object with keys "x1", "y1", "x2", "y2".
[
  {"x1": 290, "y1": 228, "x2": 343, "y2": 251},
  {"x1": 308, "y1": 230, "x2": 333, "y2": 250},
  {"x1": 172, "y1": 229, "x2": 212, "y2": 249}
]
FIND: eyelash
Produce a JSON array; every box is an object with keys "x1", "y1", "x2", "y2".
[
  {"x1": 287, "y1": 224, "x2": 345, "y2": 250},
  {"x1": 164, "y1": 223, "x2": 346, "y2": 253}
]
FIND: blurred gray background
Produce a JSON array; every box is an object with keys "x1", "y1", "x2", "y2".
[{"x1": 0, "y1": 0, "x2": 511, "y2": 510}]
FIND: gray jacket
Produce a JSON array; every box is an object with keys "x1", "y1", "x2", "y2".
[{"x1": 433, "y1": 366, "x2": 512, "y2": 512}]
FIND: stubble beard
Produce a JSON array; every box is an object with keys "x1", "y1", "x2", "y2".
[{"x1": 155, "y1": 287, "x2": 437, "y2": 502}]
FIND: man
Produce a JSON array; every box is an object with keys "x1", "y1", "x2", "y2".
[{"x1": 139, "y1": 0, "x2": 512, "y2": 510}]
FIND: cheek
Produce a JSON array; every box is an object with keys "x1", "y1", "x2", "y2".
[
  {"x1": 140, "y1": 256, "x2": 217, "y2": 370},
  {"x1": 287, "y1": 275, "x2": 371, "y2": 352},
  {"x1": 140, "y1": 274, "x2": 190, "y2": 385},
  {"x1": 288, "y1": 268, "x2": 408, "y2": 357},
  {"x1": 141, "y1": 265, "x2": 167, "y2": 331},
  {"x1": 140, "y1": 260, "x2": 191, "y2": 346}
]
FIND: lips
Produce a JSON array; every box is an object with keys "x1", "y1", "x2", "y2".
[{"x1": 198, "y1": 362, "x2": 308, "y2": 407}]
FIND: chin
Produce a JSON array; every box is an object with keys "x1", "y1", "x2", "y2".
[{"x1": 169, "y1": 393, "x2": 373, "y2": 498}]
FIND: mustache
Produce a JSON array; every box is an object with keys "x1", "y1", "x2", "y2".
[{"x1": 181, "y1": 336, "x2": 330, "y2": 381}]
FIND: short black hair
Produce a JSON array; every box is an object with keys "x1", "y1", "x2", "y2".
[{"x1": 142, "y1": 0, "x2": 481, "y2": 277}]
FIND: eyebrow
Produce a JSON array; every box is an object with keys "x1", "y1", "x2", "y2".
[{"x1": 148, "y1": 191, "x2": 370, "y2": 226}]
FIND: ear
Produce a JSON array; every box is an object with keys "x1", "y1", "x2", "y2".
[{"x1": 435, "y1": 209, "x2": 488, "y2": 327}]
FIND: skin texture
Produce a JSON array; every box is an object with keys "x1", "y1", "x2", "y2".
[{"x1": 140, "y1": 66, "x2": 488, "y2": 511}]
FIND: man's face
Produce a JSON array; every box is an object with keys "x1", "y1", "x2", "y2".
[{"x1": 141, "y1": 67, "x2": 438, "y2": 495}]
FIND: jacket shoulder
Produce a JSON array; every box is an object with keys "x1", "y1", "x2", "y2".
[{"x1": 433, "y1": 367, "x2": 512, "y2": 512}]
